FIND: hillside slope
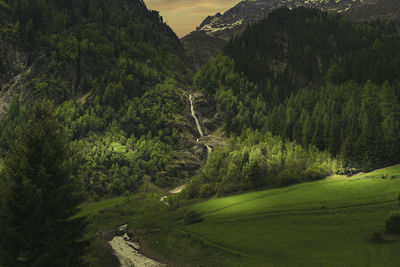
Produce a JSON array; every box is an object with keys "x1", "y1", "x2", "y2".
[
  {"x1": 0, "y1": 0, "x2": 208, "y2": 196},
  {"x1": 0, "y1": 0, "x2": 189, "y2": 111}
]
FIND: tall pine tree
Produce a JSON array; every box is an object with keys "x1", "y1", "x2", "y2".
[{"x1": 0, "y1": 100, "x2": 88, "y2": 266}]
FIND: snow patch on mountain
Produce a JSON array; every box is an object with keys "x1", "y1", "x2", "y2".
[
  {"x1": 200, "y1": 19, "x2": 244, "y2": 35},
  {"x1": 196, "y1": 0, "x2": 365, "y2": 38}
]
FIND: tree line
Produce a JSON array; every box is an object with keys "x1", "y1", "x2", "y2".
[
  {"x1": 266, "y1": 81, "x2": 400, "y2": 171},
  {"x1": 184, "y1": 129, "x2": 336, "y2": 198}
]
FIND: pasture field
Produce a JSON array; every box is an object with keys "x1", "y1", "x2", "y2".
[{"x1": 81, "y1": 165, "x2": 400, "y2": 266}]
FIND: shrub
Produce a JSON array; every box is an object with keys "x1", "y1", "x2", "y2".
[
  {"x1": 303, "y1": 165, "x2": 329, "y2": 181},
  {"x1": 184, "y1": 210, "x2": 203, "y2": 225},
  {"x1": 385, "y1": 211, "x2": 400, "y2": 233},
  {"x1": 166, "y1": 194, "x2": 181, "y2": 208},
  {"x1": 199, "y1": 183, "x2": 214, "y2": 198},
  {"x1": 184, "y1": 177, "x2": 202, "y2": 199}
]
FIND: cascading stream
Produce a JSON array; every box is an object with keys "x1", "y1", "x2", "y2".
[
  {"x1": 109, "y1": 224, "x2": 165, "y2": 267},
  {"x1": 189, "y1": 94, "x2": 204, "y2": 137},
  {"x1": 205, "y1": 143, "x2": 212, "y2": 155},
  {"x1": 160, "y1": 94, "x2": 212, "y2": 206},
  {"x1": 189, "y1": 94, "x2": 212, "y2": 156}
]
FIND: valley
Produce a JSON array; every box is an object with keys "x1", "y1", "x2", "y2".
[{"x1": 1, "y1": 0, "x2": 400, "y2": 266}]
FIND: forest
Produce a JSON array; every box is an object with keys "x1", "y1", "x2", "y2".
[
  {"x1": 0, "y1": 0, "x2": 194, "y2": 197},
  {"x1": 192, "y1": 8, "x2": 400, "y2": 196}
]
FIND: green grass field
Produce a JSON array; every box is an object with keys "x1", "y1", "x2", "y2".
[
  {"x1": 82, "y1": 165, "x2": 400, "y2": 266},
  {"x1": 77, "y1": 196, "x2": 127, "y2": 218}
]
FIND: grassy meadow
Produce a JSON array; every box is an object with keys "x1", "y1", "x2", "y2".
[{"x1": 80, "y1": 165, "x2": 400, "y2": 266}]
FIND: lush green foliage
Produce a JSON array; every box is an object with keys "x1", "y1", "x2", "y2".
[
  {"x1": 71, "y1": 132, "x2": 177, "y2": 196},
  {"x1": 185, "y1": 129, "x2": 336, "y2": 198},
  {"x1": 0, "y1": 81, "x2": 183, "y2": 197},
  {"x1": 0, "y1": 97, "x2": 27, "y2": 153},
  {"x1": 54, "y1": 78, "x2": 184, "y2": 195},
  {"x1": 266, "y1": 81, "x2": 400, "y2": 170},
  {"x1": 0, "y1": 100, "x2": 88, "y2": 266},
  {"x1": 194, "y1": 54, "x2": 268, "y2": 135}
]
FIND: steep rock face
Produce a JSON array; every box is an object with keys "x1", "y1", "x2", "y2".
[
  {"x1": 182, "y1": 0, "x2": 400, "y2": 69},
  {"x1": 0, "y1": 38, "x2": 30, "y2": 116}
]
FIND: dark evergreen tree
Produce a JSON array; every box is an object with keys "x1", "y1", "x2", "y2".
[
  {"x1": 379, "y1": 81, "x2": 400, "y2": 163},
  {"x1": 357, "y1": 81, "x2": 384, "y2": 169},
  {"x1": 0, "y1": 100, "x2": 88, "y2": 267}
]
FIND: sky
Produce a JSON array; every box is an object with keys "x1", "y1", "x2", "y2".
[{"x1": 144, "y1": 0, "x2": 241, "y2": 38}]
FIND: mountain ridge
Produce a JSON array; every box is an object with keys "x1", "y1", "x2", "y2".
[{"x1": 182, "y1": 0, "x2": 400, "y2": 69}]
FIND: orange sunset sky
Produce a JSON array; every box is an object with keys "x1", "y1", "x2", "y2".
[{"x1": 144, "y1": 0, "x2": 241, "y2": 38}]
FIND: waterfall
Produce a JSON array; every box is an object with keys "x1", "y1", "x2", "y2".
[
  {"x1": 189, "y1": 94, "x2": 212, "y2": 156},
  {"x1": 189, "y1": 94, "x2": 204, "y2": 137}
]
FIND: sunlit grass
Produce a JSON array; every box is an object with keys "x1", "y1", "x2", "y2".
[
  {"x1": 178, "y1": 164, "x2": 400, "y2": 266},
  {"x1": 82, "y1": 165, "x2": 400, "y2": 266},
  {"x1": 191, "y1": 165, "x2": 400, "y2": 219}
]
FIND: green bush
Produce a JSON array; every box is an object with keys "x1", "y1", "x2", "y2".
[
  {"x1": 303, "y1": 165, "x2": 329, "y2": 181},
  {"x1": 184, "y1": 210, "x2": 203, "y2": 225},
  {"x1": 199, "y1": 184, "x2": 214, "y2": 198},
  {"x1": 385, "y1": 211, "x2": 400, "y2": 233}
]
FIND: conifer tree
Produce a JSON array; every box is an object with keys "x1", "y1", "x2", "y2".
[
  {"x1": 379, "y1": 81, "x2": 400, "y2": 162},
  {"x1": 357, "y1": 81, "x2": 384, "y2": 169},
  {"x1": 0, "y1": 100, "x2": 88, "y2": 267}
]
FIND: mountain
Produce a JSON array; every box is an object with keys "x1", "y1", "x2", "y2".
[
  {"x1": 0, "y1": 0, "x2": 207, "y2": 197},
  {"x1": 182, "y1": 0, "x2": 400, "y2": 69},
  {"x1": 0, "y1": 0, "x2": 189, "y2": 113}
]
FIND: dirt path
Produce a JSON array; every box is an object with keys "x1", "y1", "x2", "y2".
[{"x1": 160, "y1": 184, "x2": 187, "y2": 205}]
